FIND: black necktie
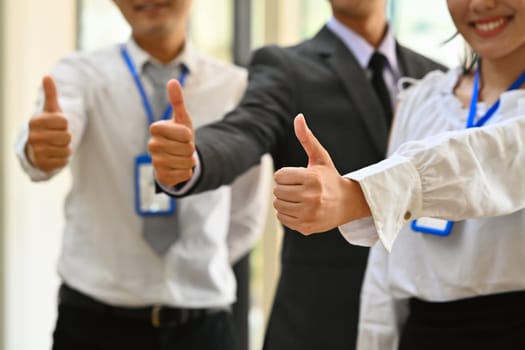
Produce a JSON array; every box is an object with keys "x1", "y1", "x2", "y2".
[{"x1": 368, "y1": 52, "x2": 393, "y2": 124}]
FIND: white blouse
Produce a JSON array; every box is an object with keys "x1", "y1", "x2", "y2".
[{"x1": 342, "y1": 68, "x2": 525, "y2": 350}]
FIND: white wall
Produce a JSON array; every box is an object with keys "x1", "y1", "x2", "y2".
[{"x1": 1, "y1": 1, "x2": 76, "y2": 349}]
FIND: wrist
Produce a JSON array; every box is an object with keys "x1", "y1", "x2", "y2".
[{"x1": 341, "y1": 177, "x2": 371, "y2": 223}]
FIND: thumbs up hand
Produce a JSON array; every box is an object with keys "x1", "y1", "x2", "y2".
[
  {"x1": 148, "y1": 79, "x2": 196, "y2": 187},
  {"x1": 26, "y1": 76, "x2": 71, "y2": 173},
  {"x1": 273, "y1": 114, "x2": 371, "y2": 235}
]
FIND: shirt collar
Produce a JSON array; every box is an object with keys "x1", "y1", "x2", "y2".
[
  {"x1": 123, "y1": 37, "x2": 197, "y2": 74},
  {"x1": 326, "y1": 16, "x2": 399, "y2": 76}
]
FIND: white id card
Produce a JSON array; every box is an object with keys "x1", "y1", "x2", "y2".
[
  {"x1": 134, "y1": 154, "x2": 175, "y2": 216},
  {"x1": 411, "y1": 217, "x2": 453, "y2": 236}
]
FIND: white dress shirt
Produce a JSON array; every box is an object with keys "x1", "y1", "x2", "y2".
[
  {"x1": 327, "y1": 16, "x2": 400, "y2": 106},
  {"x1": 15, "y1": 39, "x2": 270, "y2": 308},
  {"x1": 347, "y1": 68, "x2": 525, "y2": 349}
]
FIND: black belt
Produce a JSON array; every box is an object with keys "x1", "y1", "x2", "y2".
[{"x1": 58, "y1": 284, "x2": 230, "y2": 328}]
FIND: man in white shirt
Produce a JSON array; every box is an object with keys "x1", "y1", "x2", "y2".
[{"x1": 15, "y1": 1, "x2": 269, "y2": 349}]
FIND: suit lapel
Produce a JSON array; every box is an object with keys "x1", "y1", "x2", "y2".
[{"x1": 309, "y1": 27, "x2": 388, "y2": 154}]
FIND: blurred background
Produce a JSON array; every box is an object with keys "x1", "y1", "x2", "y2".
[{"x1": 0, "y1": 1, "x2": 461, "y2": 349}]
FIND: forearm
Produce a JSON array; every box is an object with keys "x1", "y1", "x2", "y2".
[
  {"x1": 345, "y1": 115, "x2": 525, "y2": 251},
  {"x1": 193, "y1": 122, "x2": 267, "y2": 193},
  {"x1": 192, "y1": 47, "x2": 295, "y2": 193}
]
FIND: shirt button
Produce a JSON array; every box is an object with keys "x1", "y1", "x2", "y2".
[{"x1": 403, "y1": 211, "x2": 411, "y2": 220}]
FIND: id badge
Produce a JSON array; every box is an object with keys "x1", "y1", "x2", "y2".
[
  {"x1": 411, "y1": 217, "x2": 453, "y2": 236},
  {"x1": 134, "y1": 154, "x2": 175, "y2": 216}
]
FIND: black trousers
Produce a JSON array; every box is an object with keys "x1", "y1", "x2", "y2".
[
  {"x1": 399, "y1": 291, "x2": 525, "y2": 350},
  {"x1": 52, "y1": 287, "x2": 236, "y2": 350}
]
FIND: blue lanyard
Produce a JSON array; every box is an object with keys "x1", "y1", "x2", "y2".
[
  {"x1": 467, "y1": 68, "x2": 525, "y2": 128},
  {"x1": 412, "y1": 67, "x2": 525, "y2": 237},
  {"x1": 120, "y1": 44, "x2": 188, "y2": 125}
]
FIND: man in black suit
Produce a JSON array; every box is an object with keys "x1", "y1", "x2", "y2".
[{"x1": 149, "y1": 0, "x2": 445, "y2": 348}]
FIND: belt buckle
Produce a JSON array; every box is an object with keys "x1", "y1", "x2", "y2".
[
  {"x1": 152, "y1": 305, "x2": 187, "y2": 328},
  {"x1": 151, "y1": 305, "x2": 162, "y2": 328}
]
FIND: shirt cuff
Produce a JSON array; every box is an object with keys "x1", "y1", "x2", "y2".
[
  {"x1": 338, "y1": 216, "x2": 378, "y2": 247},
  {"x1": 156, "y1": 150, "x2": 202, "y2": 196},
  {"x1": 345, "y1": 154, "x2": 422, "y2": 251}
]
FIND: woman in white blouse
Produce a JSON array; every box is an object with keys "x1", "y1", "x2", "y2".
[{"x1": 273, "y1": 0, "x2": 525, "y2": 349}]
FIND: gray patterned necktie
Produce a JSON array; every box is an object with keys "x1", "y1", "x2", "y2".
[{"x1": 141, "y1": 62, "x2": 181, "y2": 255}]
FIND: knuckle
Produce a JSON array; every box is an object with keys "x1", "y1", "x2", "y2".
[
  {"x1": 181, "y1": 169, "x2": 193, "y2": 180},
  {"x1": 180, "y1": 128, "x2": 193, "y2": 142},
  {"x1": 149, "y1": 122, "x2": 162, "y2": 134},
  {"x1": 57, "y1": 159, "x2": 68, "y2": 168},
  {"x1": 183, "y1": 143, "x2": 195, "y2": 156},
  {"x1": 151, "y1": 157, "x2": 167, "y2": 169},
  {"x1": 28, "y1": 118, "x2": 39, "y2": 129},
  {"x1": 310, "y1": 171, "x2": 323, "y2": 187},
  {"x1": 156, "y1": 173, "x2": 171, "y2": 186},
  {"x1": 29, "y1": 115, "x2": 46, "y2": 128},
  {"x1": 27, "y1": 134, "x2": 38, "y2": 145},
  {"x1": 30, "y1": 145, "x2": 44, "y2": 155},
  {"x1": 147, "y1": 139, "x2": 160, "y2": 152},
  {"x1": 55, "y1": 115, "x2": 68, "y2": 128},
  {"x1": 276, "y1": 212, "x2": 287, "y2": 224},
  {"x1": 40, "y1": 162, "x2": 53, "y2": 173}
]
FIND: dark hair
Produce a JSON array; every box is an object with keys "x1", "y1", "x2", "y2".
[
  {"x1": 462, "y1": 44, "x2": 479, "y2": 74},
  {"x1": 443, "y1": 32, "x2": 479, "y2": 74}
]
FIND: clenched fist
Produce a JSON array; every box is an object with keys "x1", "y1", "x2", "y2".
[
  {"x1": 273, "y1": 114, "x2": 371, "y2": 235},
  {"x1": 26, "y1": 76, "x2": 71, "y2": 173},
  {"x1": 148, "y1": 79, "x2": 196, "y2": 187}
]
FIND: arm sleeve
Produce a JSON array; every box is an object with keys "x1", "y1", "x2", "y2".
[
  {"x1": 344, "y1": 114, "x2": 525, "y2": 251},
  {"x1": 356, "y1": 243, "x2": 409, "y2": 350},
  {"x1": 15, "y1": 54, "x2": 88, "y2": 181},
  {"x1": 188, "y1": 46, "x2": 296, "y2": 194}
]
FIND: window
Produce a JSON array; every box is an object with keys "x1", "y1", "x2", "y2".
[
  {"x1": 77, "y1": 0, "x2": 233, "y2": 61},
  {"x1": 391, "y1": 0, "x2": 462, "y2": 67}
]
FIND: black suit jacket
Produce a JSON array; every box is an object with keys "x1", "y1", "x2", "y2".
[{"x1": 186, "y1": 27, "x2": 445, "y2": 350}]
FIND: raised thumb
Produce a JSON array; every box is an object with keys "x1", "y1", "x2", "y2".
[
  {"x1": 294, "y1": 113, "x2": 333, "y2": 167},
  {"x1": 42, "y1": 76, "x2": 62, "y2": 113},
  {"x1": 167, "y1": 79, "x2": 193, "y2": 129}
]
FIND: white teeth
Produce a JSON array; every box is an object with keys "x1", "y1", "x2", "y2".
[{"x1": 475, "y1": 18, "x2": 505, "y2": 32}]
